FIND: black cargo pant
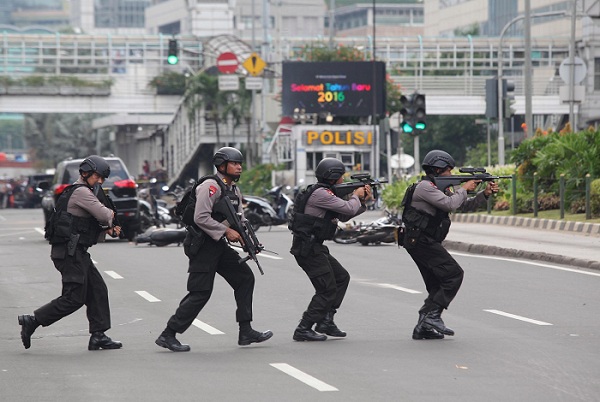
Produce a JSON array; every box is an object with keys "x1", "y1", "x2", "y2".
[
  {"x1": 35, "y1": 244, "x2": 111, "y2": 333},
  {"x1": 407, "y1": 236, "x2": 464, "y2": 313},
  {"x1": 167, "y1": 239, "x2": 255, "y2": 334},
  {"x1": 293, "y1": 241, "x2": 350, "y2": 324}
]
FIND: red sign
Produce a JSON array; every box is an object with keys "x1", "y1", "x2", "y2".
[{"x1": 216, "y1": 52, "x2": 239, "y2": 74}]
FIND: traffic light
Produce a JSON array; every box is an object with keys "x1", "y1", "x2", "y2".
[
  {"x1": 413, "y1": 94, "x2": 426, "y2": 131},
  {"x1": 485, "y1": 78, "x2": 498, "y2": 119},
  {"x1": 399, "y1": 94, "x2": 414, "y2": 134},
  {"x1": 167, "y1": 39, "x2": 179, "y2": 65},
  {"x1": 399, "y1": 92, "x2": 426, "y2": 135},
  {"x1": 502, "y1": 80, "x2": 516, "y2": 118}
]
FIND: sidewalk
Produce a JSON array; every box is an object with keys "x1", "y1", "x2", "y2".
[{"x1": 358, "y1": 210, "x2": 600, "y2": 270}]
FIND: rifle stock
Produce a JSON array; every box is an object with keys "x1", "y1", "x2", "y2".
[
  {"x1": 433, "y1": 167, "x2": 512, "y2": 193},
  {"x1": 213, "y1": 196, "x2": 265, "y2": 275},
  {"x1": 332, "y1": 173, "x2": 388, "y2": 199}
]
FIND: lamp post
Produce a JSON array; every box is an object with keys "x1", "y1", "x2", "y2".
[{"x1": 497, "y1": 11, "x2": 567, "y2": 165}]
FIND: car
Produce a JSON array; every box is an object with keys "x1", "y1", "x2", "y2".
[
  {"x1": 22, "y1": 174, "x2": 54, "y2": 208},
  {"x1": 41, "y1": 156, "x2": 141, "y2": 241}
]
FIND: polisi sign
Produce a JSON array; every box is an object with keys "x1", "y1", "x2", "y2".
[{"x1": 304, "y1": 129, "x2": 373, "y2": 147}]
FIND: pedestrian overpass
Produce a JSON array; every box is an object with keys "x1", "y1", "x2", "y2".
[{"x1": 0, "y1": 33, "x2": 575, "y2": 180}]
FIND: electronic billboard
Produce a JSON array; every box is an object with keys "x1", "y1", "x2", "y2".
[{"x1": 282, "y1": 61, "x2": 386, "y2": 118}]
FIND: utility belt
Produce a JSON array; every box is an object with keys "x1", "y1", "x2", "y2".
[{"x1": 401, "y1": 207, "x2": 450, "y2": 249}]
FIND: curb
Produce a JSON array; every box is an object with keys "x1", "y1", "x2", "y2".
[
  {"x1": 451, "y1": 213, "x2": 600, "y2": 237},
  {"x1": 443, "y1": 240, "x2": 600, "y2": 271}
]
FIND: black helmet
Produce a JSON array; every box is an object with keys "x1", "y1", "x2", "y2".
[
  {"x1": 79, "y1": 155, "x2": 111, "y2": 179},
  {"x1": 315, "y1": 158, "x2": 346, "y2": 182},
  {"x1": 421, "y1": 150, "x2": 455, "y2": 171},
  {"x1": 213, "y1": 147, "x2": 243, "y2": 167}
]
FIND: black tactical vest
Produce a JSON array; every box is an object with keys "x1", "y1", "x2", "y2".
[
  {"x1": 46, "y1": 184, "x2": 103, "y2": 247},
  {"x1": 401, "y1": 179, "x2": 451, "y2": 243},
  {"x1": 288, "y1": 183, "x2": 338, "y2": 241}
]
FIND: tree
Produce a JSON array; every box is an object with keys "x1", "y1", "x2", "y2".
[
  {"x1": 184, "y1": 72, "x2": 227, "y2": 145},
  {"x1": 23, "y1": 114, "x2": 100, "y2": 168}
]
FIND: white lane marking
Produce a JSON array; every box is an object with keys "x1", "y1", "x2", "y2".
[
  {"x1": 377, "y1": 283, "x2": 422, "y2": 294},
  {"x1": 35, "y1": 227, "x2": 45, "y2": 235},
  {"x1": 270, "y1": 363, "x2": 338, "y2": 392},
  {"x1": 104, "y1": 270, "x2": 123, "y2": 279},
  {"x1": 450, "y1": 251, "x2": 600, "y2": 277},
  {"x1": 192, "y1": 319, "x2": 224, "y2": 335},
  {"x1": 0, "y1": 215, "x2": 5, "y2": 221},
  {"x1": 484, "y1": 309, "x2": 553, "y2": 326},
  {"x1": 135, "y1": 291, "x2": 161, "y2": 302},
  {"x1": 353, "y1": 279, "x2": 422, "y2": 294},
  {"x1": 259, "y1": 253, "x2": 282, "y2": 260}
]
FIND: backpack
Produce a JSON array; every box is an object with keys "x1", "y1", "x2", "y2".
[
  {"x1": 44, "y1": 184, "x2": 86, "y2": 243},
  {"x1": 174, "y1": 175, "x2": 226, "y2": 227}
]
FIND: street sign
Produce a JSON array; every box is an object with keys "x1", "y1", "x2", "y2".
[
  {"x1": 242, "y1": 53, "x2": 266, "y2": 76},
  {"x1": 559, "y1": 57, "x2": 587, "y2": 84},
  {"x1": 216, "y1": 52, "x2": 239, "y2": 74},
  {"x1": 218, "y1": 75, "x2": 239, "y2": 91},
  {"x1": 245, "y1": 76, "x2": 263, "y2": 90}
]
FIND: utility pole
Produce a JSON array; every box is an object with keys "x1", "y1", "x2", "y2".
[{"x1": 524, "y1": 0, "x2": 533, "y2": 139}]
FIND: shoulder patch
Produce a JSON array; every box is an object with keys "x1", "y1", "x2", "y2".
[
  {"x1": 325, "y1": 188, "x2": 335, "y2": 196},
  {"x1": 208, "y1": 185, "x2": 218, "y2": 197}
]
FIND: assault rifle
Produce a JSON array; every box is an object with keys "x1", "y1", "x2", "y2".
[
  {"x1": 213, "y1": 196, "x2": 266, "y2": 275},
  {"x1": 433, "y1": 167, "x2": 512, "y2": 193},
  {"x1": 96, "y1": 185, "x2": 123, "y2": 238},
  {"x1": 332, "y1": 173, "x2": 388, "y2": 200}
]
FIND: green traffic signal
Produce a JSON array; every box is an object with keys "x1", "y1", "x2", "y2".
[
  {"x1": 401, "y1": 122, "x2": 414, "y2": 133},
  {"x1": 167, "y1": 39, "x2": 179, "y2": 65},
  {"x1": 167, "y1": 55, "x2": 179, "y2": 65},
  {"x1": 415, "y1": 122, "x2": 426, "y2": 130}
]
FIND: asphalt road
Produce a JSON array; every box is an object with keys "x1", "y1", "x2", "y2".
[{"x1": 1, "y1": 209, "x2": 599, "y2": 401}]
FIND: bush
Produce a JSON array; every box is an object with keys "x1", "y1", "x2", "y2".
[
  {"x1": 591, "y1": 178, "x2": 600, "y2": 216},
  {"x1": 537, "y1": 193, "x2": 560, "y2": 211},
  {"x1": 381, "y1": 177, "x2": 418, "y2": 212}
]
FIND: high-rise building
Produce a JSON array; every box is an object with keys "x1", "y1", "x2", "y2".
[
  {"x1": 0, "y1": 0, "x2": 70, "y2": 29},
  {"x1": 70, "y1": 0, "x2": 151, "y2": 34},
  {"x1": 425, "y1": 0, "x2": 573, "y2": 38}
]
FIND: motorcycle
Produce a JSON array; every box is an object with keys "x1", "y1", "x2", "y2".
[
  {"x1": 135, "y1": 225, "x2": 187, "y2": 247},
  {"x1": 333, "y1": 210, "x2": 402, "y2": 246},
  {"x1": 243, "y1": 186, "x2": 294, "y2": 231}
]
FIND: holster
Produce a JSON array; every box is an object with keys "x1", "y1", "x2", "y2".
[
  {"x1": 183, "y1": 229, "x2": 205, "y2": 258},
  {"x1": 67, "y1": 233, "x2": 80, "y2": 256}
]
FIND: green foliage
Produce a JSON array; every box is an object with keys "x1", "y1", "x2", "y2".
[
  {"x1": 0, "y1": 75, "x2": 112, "y2": 88},
  {"x1": 23, "y1": 114, "x2": 102, "y2": 168},
  {"x1": 148, "y1": 71, "x2": 186, "y2": 95},
  {"x1": 381, "y1": 177, "x2": 418, "y2": 212},
  {"x1": 292, "y1": 42, "x2": 368, "y2": 62},
  {"x1": 402, "y1": 115, "x2": 488, "y2": 166},
  {"x1": 464, "y1": 139, "x2": 498, "y2": 167},
  {"x1": 511, "y1": 130, "x2": 600, "y2": 209},
  {"x1": 591, "y1": 178, "x2": 600, "y2": 216},
  {"x1": 237, "y1": 163, "x2": 284, "y2": 196}
]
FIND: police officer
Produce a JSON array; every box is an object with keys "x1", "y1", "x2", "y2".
[
  {"x1": 18, "y1": 155, "x2": 123, "y2": 350},
  {"x1": 401, "y1": 150, "x2": 498, "y2": 339},
  {"x1": 155, "y1": 147, "x2": 273, "y2": 352},
  {"x1": 289, "y1": 158, "x2": 372, "y2": 341}
]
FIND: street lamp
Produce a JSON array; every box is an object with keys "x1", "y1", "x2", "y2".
[{"x1": 497, "y1": 10, "x2": 567, "y2": 165}]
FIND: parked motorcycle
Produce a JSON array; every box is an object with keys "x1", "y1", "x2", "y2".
[
  {"x1": 243, "y1": 186, "x2": 294, "y2": 231},
  {"x1": 135, "y1": 226, "x2": 187, "y2": 247},
  {"x1": 333, "y1": 210, "x2": 401, "y2": 246}
]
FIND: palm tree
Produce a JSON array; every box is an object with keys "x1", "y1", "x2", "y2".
[{"x1": 184, "y1": 72, "x2": 228, "y2": 145}]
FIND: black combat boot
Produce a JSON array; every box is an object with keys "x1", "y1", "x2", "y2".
[
  {"x1": 88, "y1": 332, "x2": 123, "y2": 350},
  {"x1": 422, "y1": 307, "x2": 454, "y2": 336},
  {"x1": 412, "y1": 312, "x2": 444, "y2": 340},
  {"x1": 155, "y1": 327, "x2": 190, "y2": 352},
  {"x1": 315, "y1": 311, "x2": 346, "y2": 337},
  {"x1": 238, "y1": 328, "x2": 273, "y2": 346},
  {"x1": 293, "y1": 319, "x2": 327, "y2": 341},
  {"x1": 18, "y1": 314, "x2": 40, "y2": 350}
]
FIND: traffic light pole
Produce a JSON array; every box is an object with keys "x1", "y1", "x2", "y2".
[{"x1": 497, "y1": 10, "x2": 567, "y2": 165}]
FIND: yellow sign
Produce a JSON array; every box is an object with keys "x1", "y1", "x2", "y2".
[
  {"x1": 243, "y1": 53, "x2": 266, "y2": 76},
  {"x1": 305, "y1": 130, "x2": 373, "y2": 146}
]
